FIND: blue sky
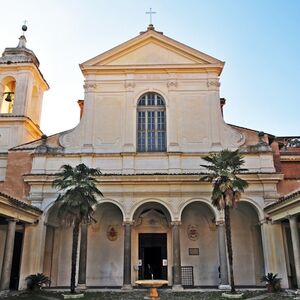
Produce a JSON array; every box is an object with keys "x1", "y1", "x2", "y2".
[{"x1": 0, "y1": 0, "x2": 299, "y2": 136}]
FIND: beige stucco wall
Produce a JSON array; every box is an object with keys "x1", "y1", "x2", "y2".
[
  {"x1": 87, "y1": 204, "x2": 124, "y2": 286},
  {"x1": 231, "y1": 202, "x2": 265, "y2": 286},
  {"x1": 180, "y1": 202, "x2": 219, "y2": 286}
]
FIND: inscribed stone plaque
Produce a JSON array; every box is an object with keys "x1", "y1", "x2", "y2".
[{"x1": 188, "y1": 248, "x2": 199, "y2": 256}]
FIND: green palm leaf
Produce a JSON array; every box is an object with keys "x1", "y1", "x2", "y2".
[
  {"x1": 52, "y1": 163, "x2": 103, "y2": 293},
  {"x1": 200, "y1": 149, "x2": 248, "y2": 294}
]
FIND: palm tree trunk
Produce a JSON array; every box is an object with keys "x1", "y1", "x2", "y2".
[
  {"x1": 71, "y1": 220, "x2": 80, "y2": 293},
  {"x1": 224, "y1": 205, "x2": 236, "y2": 294}
]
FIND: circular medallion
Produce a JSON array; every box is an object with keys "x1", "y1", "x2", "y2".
[
  {"x1": 187, "y1": 224, "x2": 199, "y2": 241},
  {"x1": 107, "y1": 225, "x2": 118, "y2": 241}
]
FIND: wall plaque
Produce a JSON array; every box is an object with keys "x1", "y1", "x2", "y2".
[{"x1": 188, "y1": 248, "x2": 199, "y2": 256}]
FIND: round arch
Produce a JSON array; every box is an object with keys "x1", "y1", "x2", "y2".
[
  {"x1": 134, "y1": 88, "x2": 169, "y2": 108},
  {"x1": 43, "y1": 200, "x2": 60, "y2": 225},
  {"x1": 43, "y1": 198, "x2": 126, "y2": 224},
  {"x1": 178, "y1": 198, "x2": 217, "y2": 221},
  {"x1": 130, "y1": 198, "x2": 173, "y2": 222},
  {"x1": 95, "y1": 198, "x2": 125, "y2": 221},
  {"x1": 239, "y1": 198, "x2": 265, "y2": 221},
  {"x1": 0, "y1": 75, "x2": 16, "y2": 86}
]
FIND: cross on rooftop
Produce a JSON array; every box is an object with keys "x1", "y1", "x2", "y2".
[{"x1": 146, "y1": 8, "x2": 156, "y2": 24}]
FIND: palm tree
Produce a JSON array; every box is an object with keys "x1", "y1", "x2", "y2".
[
  {"x1": 52, "y1": 163, "x2": 103, "y2": 293},
  {"x1": 201, "y1": 149, "x2": 248, "y2": 294}
]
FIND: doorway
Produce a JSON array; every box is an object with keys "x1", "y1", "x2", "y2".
[
  {"x1": 138, "y1": 233, "x2": 167, "y2": 280},
  {"x1": 9, "y1": 231, "x2": 23, "y2": 290}
]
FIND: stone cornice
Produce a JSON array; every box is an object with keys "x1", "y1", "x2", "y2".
[
  {"x1": 0, "y1": 115, "x2": 43, "y2": 139},
  {"x1": 13, "y1": 150, "x2": 275, "y2": 157},
  {"x1": 264, "y1": 188, "x2": 300, "y2": 221},
  {"x1": 81, "y1": 65, "x2": 223, "y2": 76},
  {"x1": 280, "y1": 155, "x2": 300, "y2": 161},
  {"x1": 0, "y1": 191, "x2": 42, "y2": 223},
  {"x1": 80, "y1": 29, "x2": 224, "y2": 76},
  {"x1": 23, "y1": 172, "x2": 283, "y2": 185},
  {"x1": 0, "y1": 63, "x2": 49, "y2": 90}
]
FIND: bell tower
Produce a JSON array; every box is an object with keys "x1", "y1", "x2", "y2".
[{"x1": 0, "y1": 24, "x2": 49, "y2": 152}]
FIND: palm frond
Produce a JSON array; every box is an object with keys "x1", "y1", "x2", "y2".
[
  {"x1": 200, "y1": 149, "x2": 248, "y2": 209},
  {"x1": 53, "y1": 163, "x2": 103, "y2": 226}
]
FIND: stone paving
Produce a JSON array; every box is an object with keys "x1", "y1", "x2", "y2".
[{"x1": 0, "y1": 289, "x2": 298, "y2": 300}]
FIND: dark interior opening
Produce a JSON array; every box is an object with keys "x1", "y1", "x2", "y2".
[
  {"x1": 9, "y1": 231, "x2": 23, "y2": 290},
  {"x1": 139, "y1": 233, "x2": 167, "y2": 280}
]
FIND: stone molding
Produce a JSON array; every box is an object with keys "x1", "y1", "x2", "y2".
[
  {"x1": 170, "y1": 221, "x2": 182, "y2": 226},
  {"x1": 83, "y1": 83, "x2": 97, "y2": 92}
]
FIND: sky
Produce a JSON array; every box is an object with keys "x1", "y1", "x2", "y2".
[{"x1": 0, "y1": 0, "x2": 299, "y2": 136}]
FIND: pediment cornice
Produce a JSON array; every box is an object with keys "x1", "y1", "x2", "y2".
[{"x1": 80, "y1": 30, "x2": 224, "y2": 75}]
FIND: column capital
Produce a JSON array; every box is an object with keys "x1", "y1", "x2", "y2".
[
  {"x1": 287, "y1": 213, "x2": 299, "y2": 221},
  {"x1": 216, "y1": 220, "x2": 225, "y2": 226},
  {"x1": 122, "y1": 220, "x2": 134, "y2": 226},
  {"x1": 171, "y1": 221, "x2": 182, "y2": 226},
  {"x1": 6, "y1": 218, "x2": 18, "y2": 223}
]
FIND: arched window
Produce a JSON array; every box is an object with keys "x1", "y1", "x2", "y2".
[
  {"x1": 137, "y1": 92, "x2": 166, "y2": 152},
  {"x1": 1, "y1": 77, "x2": 16, "y2": 114}
]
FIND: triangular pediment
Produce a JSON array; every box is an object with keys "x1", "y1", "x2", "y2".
[{"x1": 80, "y1": 29, "x2": 224, "y2": 73}]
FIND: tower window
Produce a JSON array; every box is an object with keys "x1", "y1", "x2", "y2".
[
  {"x1": 1, "y1": 77, "x2": 16, "y2": 114},
  {"x1": 137, "y1": 93, "x2": 166, "y2": 152}
]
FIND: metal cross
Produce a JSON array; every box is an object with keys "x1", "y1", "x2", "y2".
[{"x1": 146, "y1": 8, "x2": 156, "y2": 24}]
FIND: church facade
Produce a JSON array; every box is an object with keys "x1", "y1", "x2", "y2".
[{"x1": 0, "y1": 25, "x2": 299, "y2": 291}]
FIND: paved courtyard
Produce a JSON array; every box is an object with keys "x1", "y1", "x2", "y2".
[{"x1": 0, "y1": 289, "x2": 298, "y2": 300}]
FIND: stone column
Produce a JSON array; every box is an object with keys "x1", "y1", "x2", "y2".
[
  {"x1": 172, "y1": 221, "x2": 183, "y2": 290},
  {"x1": 217, "y1": 222, "x2": 229, "y2": 288},
  {"x1": 78, "y1": 223, "x2": 88, "y2": 289},
  {"x1": 289, "y1": 215, "x2": 300, "y2": 289},
  {"x1": 0, "y1": 219, "x2": 17, "y2": 290},
  {"x1": 122, "y1": 221, "x2": 133, "y2": 289}
]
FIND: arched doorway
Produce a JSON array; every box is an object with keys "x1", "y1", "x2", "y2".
[
  {"x1": 132, "y1": 202, "x2": 172, "y2": 283},
  {"x1": 231, "y1": 201, "x2": 265, "y2": 286},
  {"x1": 180, "y1": 201, "x2": 218, "y2": 286}
]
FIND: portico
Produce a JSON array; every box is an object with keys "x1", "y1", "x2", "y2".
[
  {"x1": 0, "y1": 192, "x2": 41, "y2": 291},
  {"x1": 265, "y1": 190, "x2": 300, "y2": 289}
]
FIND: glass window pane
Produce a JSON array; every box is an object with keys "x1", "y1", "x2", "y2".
[{"x1": 137, "y1": 92, "x2": 166, "y2": 152}]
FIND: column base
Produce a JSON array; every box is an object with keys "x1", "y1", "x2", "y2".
[
  {"x1": 218, "y1": 284, "x2": 231, "y2": 290},
  {"x1": 75, "y1": 283, "x2": 87, "y2": 291},
  {"x1": 0, "y1": 290, "x2": 10, "y2": 296},
  {"x1": 122, "y1": 284, "x2": 133, "y2": 290},
  {"x1": 172, "y1": 284, "x2": 184, "y2": 291}
]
